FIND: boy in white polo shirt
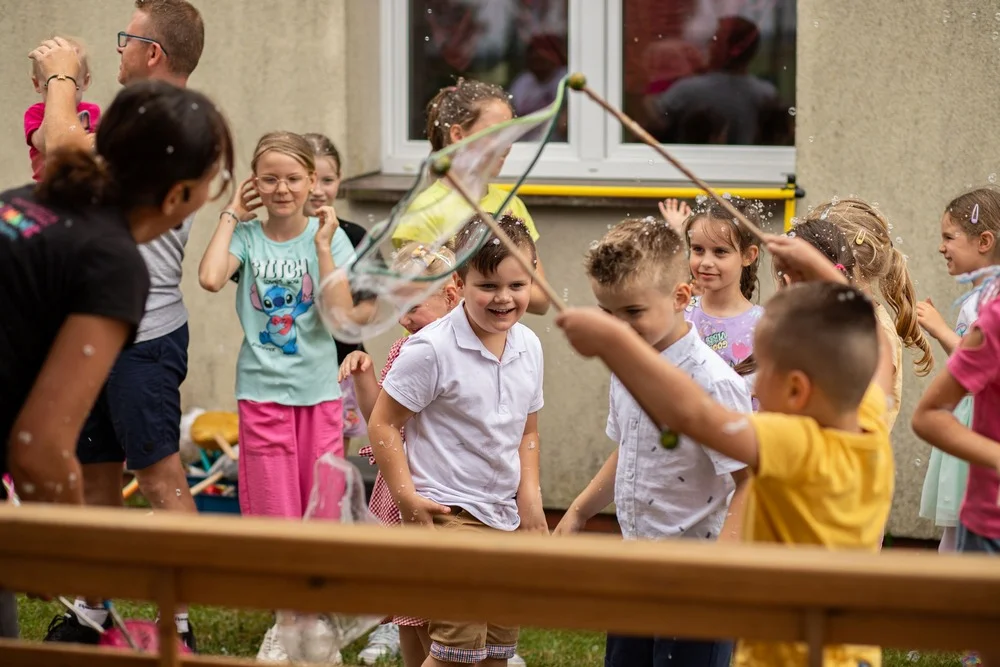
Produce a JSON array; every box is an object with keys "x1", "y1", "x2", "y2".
[
  {"x1": 554, "y1": 218, "x2": 751, "y2": 667},
  {"x1": 369, "y1": 215, "x2": 546, "y2": 667}
]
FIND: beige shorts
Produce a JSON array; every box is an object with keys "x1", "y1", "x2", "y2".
[{"x1": 427, "y1": 509, "x2": 519, "y2": 664}]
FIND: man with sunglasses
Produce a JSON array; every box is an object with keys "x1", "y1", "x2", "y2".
[{"x1": 39, "y1": 0, "x2": 205, "y2": 652}]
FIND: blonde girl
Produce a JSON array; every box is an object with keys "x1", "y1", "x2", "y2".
[{"x1": 198, "y1": 131, "x2": 359, "y2": 518}]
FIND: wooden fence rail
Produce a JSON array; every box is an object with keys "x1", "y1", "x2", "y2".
[{"x1": 0, "y1": 504, "x2": 998, "y2": 666}]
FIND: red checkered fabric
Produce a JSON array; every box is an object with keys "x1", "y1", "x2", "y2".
[{"x1": 357, "y1": 337, "x2": 426, "y2": 627}]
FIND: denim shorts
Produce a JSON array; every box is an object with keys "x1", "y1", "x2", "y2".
[
  {"x1": 957, "y1": 523, "x2": 1000, "y2": 554},
  {"x1": 78, "y1": 324, "x2": 189, "y2": 471}
]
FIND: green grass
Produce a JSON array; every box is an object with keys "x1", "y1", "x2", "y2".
[{"x1": 15, "y1": 597, "x2": 962, "y2": 666}]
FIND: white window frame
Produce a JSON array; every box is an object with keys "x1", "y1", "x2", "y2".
[{"x1": 379, "y1": 0, "x2": 795, "y2": 184}]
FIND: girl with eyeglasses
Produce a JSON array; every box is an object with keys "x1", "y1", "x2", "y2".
[{"x1": 198, "y1": 131, "x2": 362, "y2": 519}]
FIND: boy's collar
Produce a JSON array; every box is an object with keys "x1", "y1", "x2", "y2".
[{"x1": 450, "y1": 301, "x2": 526, "y2": 362}]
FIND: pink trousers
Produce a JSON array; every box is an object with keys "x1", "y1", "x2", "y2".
[{"x1": 237, "y1": 399, "x2": 344, "y2": 518}]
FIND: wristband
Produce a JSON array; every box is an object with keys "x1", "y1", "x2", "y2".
[
  {"x1": 44, "y1": 74, "x2": 79, "y2": 90},
  {"x1": 220, "y1": 210, "x2": 240, "y2": 224}
]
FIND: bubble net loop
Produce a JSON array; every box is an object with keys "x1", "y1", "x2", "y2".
[{"x1": 317, "y1": 77, "x2": 571, "y2": 344}]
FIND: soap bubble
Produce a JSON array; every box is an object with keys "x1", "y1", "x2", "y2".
[
  {"x1": 317, "y1": 79, "x2": 568, "y2": 344},
  {"x1": 260, "y1": 455, "x2": 384, "y2": 664}
]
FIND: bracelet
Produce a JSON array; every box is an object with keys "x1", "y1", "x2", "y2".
[
  {"x1": 44, "y1": 74, "x2": 79, "y2": 90},
  {"x1": 220, "y1": 210, "x2": 240, "y2": 224}
]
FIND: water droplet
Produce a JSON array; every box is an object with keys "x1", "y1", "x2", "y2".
[
  {"x1": 166, "y1": 146, "x2": 175, "y2": 154},
  {"x1": 22, "y1": 482, "x2": 35, "y2": 494},
  {"x1": 994, "y1": 31, "x2": 1000, "y2": 41},
  {"x1": 191, "y1": 102, "x2": 199, "y2": 110},
  {"x1": 914, "y1": 458, "x2": 922, "y2": 467},
  {"x1": 943, "y1": 10, "x2": 951, "y2": 23},
  {"x1": 527, "y1": 441, "x2": 536, "y2": 450},
  {"x1": 972, "y1": 12, "x2": 978, "y2": 20},
  {"x1": 996, "y1": 11, "x2": 1000, "y2": 21},
  {"x1": 787, "y1": 107, "x2": 796, "y2": 116},
  {"x1": 82, "y1": 344, "x2": 95, "y2": 357},
  {"x1": 808, "y1": 135, "x2": 814, "y2": 143},
  {"x1": 65, "y1": 219, "x2": 73, "y2": 228},
  {"x1": 17, "y1": 431, "x2": 32, "y2": 444},
  {"x1": 895, "y1": 237, "x2": 903, "y2": 245},
  {"x1": 812, "y1": 20, "x2": 819, "y2": 27},
  {"x1": 424, "y1": 35, "x2": 430, "y2": 42},
  {"x1": 907, "y1": 651, "x2": 920, "y2": 662},
  {"x1": 990, "y1": 173, "x2": 997, "y2": 183},
  {"x1": 68, "y1": 473, "x2": 77, "y2": 483},
  {"x1": 175, "y1": 488, "x2": 182, "y2": 496},
  {"x1": 787, "y1": 231, "x2": 796, "y2": 238},
  {"x1": 221, "y1": 169, "x2": 232, "y2": 182},
  {"x1": 138, "y1": 106, "x2": 146, "y2": 114}
]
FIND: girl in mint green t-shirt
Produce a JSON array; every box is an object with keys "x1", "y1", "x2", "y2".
[{"x1": 198, "y1": 132, "x2": 357, "y2": 518}]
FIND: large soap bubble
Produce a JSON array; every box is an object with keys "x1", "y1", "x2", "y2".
[
  {"x1": 257, "y1": 455, "x2": 385, "y2": 664},
  {"x1": 317, "y1": 77, "x2": 570, "y2": 344}
]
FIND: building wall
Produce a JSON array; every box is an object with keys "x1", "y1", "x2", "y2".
[{"x1": 2, "y1": 1, "x2": 998, "y2": 538}]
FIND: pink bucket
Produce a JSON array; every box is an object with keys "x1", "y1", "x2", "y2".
[{"x1": 98, "y1": 620, "x2": 192, "y2": 654}]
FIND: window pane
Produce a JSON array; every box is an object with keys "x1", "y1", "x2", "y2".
[
  {"x1": 622, "y1": 0, "x2": 796, "y2": 146},
  {"x1": 408, "y1": 0, "x2": 570, "y2": 144}
]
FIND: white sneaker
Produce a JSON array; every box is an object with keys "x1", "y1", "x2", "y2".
[
  {"x1": 508, "y1": 653, "x2": 527, "y2": 666},
  {"x1": 357, "y1": 623, "x2": 400, "y2": 665}
]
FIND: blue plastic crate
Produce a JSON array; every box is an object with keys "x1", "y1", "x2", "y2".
[{"x1": 186, "y1": 475, "x2": 240, "y2": 515}]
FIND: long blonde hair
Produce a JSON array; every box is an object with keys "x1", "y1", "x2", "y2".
[{"x1": 813, "y1": 197, "x2": 933, "y2": 376}]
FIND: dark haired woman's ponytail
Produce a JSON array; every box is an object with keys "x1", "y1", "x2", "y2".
[{"x1": 34, "y1": 148, "x2": 114, "y2": 209}]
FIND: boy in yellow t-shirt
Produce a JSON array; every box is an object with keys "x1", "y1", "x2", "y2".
[{"x1": 556, "y1": 235, "x2": 896, "y2": 667}]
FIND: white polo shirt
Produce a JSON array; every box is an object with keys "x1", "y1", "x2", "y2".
[
  {"x1": 609, "y1": 323, "x2": 751, "y2": 541},
  {"x1": 382, "y1": 304, "x2": 544, "y2": 531}
]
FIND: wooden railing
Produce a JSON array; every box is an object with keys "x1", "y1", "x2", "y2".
[{"x1": 0, "y1": 504, "x2": 998, "y2": 666}]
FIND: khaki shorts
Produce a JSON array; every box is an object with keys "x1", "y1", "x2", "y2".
[{"x1": 427, "y1": 509, "x2": 519, "y2": 664}]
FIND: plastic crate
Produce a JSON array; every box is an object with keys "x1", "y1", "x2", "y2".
[{"x1": 186, "y1": 475, "x2": 240, "y2": 515}]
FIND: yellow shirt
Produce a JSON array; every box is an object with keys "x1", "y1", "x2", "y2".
[
  {"x1": 735, "y1": 384, "x2": 893, "y2": 667},
  {"x1": 391, "y1": 182, "x2": 539, "y2": 249}
]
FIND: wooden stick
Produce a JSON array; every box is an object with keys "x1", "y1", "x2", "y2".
[
  {"x1": 211, "y1": 434, "x2": 238, "y2": 461},
  {"x1": 156, "y1": 570, "x2": 179, "y2": 667},
  {"x1": 443, "y1": 173, "x2": 566, "y2": 312},
  {"x1": 189, "y1": 471, "x2": 224, "y2": 497},
  {"x1": 576, "y1": 82, "x2": 771, "y2": 242}
]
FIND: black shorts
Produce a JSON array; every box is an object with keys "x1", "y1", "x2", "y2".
[{"x1": 78, "y1": 323, "x2": 189, "y2": 471}]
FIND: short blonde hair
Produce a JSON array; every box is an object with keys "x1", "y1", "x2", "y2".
[
  {"x1": 33, "y1": 36, "x2": 89, "y2": 80},
  {"x1": 251, "y1": 131, "x2": 315, "y2": 174}
]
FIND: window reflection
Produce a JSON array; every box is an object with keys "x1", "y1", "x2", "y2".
[
  {"x1": 623, "y1": 0, "x2": 796, "y2": 146},
  {"x1": 408, "y1": 0, "x2": 570, "y2": 143}
]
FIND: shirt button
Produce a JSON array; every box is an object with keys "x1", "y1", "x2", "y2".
[{"x1": 627, "y1": 470, "x2": 635, "y2": 480}]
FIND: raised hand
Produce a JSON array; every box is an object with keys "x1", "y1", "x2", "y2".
[{"x1": 314, "y1": 205, "x2": 340, "y2": 248}]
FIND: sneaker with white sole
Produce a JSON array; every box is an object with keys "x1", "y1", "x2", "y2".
[
  {"x1": 357, "y1": 623, "x2": 400, "y2": 665},
  {"x1": 508, "y1": 653, "x2": 527, "y2": 666}
]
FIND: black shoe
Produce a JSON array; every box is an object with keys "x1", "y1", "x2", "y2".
[
  {"x1": 179, "y1": 622, "x2": 197, "y2": 653},
  {"x1": 43, "y1": 612, "x2": 111, "y2": 645}
]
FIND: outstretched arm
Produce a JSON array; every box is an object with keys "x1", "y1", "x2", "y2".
[
  {"x1": 527, "y1": 255, "x2": 551, "y2": 315},
  {"x1": 912, "y1": 327, "x2": 1000, "y2": 470},
  {"x1": 557, "y1": 309, "x2": 761, "y2": 469},
  {"x1": 554, "y1": 449, "x2": 618, "y2": 534},
  {"x1": 9, "y1": 315, "x2": 130, "y2": 503}
]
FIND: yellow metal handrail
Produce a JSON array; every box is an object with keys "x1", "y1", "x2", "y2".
[{"x1": 494, "y1": 182, "x2": 801, "y2": 230}]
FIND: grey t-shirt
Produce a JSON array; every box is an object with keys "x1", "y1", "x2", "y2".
[{"x1": 135, "y1": 215, "x2": 192, "y2": 342}]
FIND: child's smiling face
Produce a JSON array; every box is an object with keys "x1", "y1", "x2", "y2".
[{"x1": 458, "y1": 254, "x2": 533, "y2": 335}]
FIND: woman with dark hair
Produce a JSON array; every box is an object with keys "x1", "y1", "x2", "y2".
[{"x1": 1, "y1": 40, "x2": 234, "y2": 507}]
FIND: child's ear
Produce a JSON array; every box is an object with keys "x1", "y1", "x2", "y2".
[
  {"x1": 443, "y1": 282, "x2": 459, "y2": 306},
  {"x1": 448, "y1": 123, "x2": 465, "y2": 145},
  {"x1": 673, "y1": 280, "x2": 692, "y2": 312},
  {"x1": 742, "y1": 243, "x2": 760, "y2": 266},
  {"x1": 977, "y1": 230, "x2": 996, "y2": 256},
  {"x1": 786, "y1": 369, "x2": 812, "y2": 411},
  {"x1": 160, "y1": 182, "x2": 188, "y2": 216},
  {"x1": 82, "y1": 71, "x2": 92, "y2": 90}
]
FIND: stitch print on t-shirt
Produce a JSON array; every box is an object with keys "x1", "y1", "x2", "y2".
[
  {"x1": 0, "y1": 196, "x2": 61, "y2": 240},
  {"x1": 248, "y1": 258, "x2": 313, "y2": 355}
]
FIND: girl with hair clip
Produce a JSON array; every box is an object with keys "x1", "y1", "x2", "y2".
[
  {"x1": 3, "y1": 40, "x2": 233, "y2": 641},
  {"x1": 681, "y1": 197, "x2": 765, "y2": 374},
  {"x1": 812, "y1": 197, "x2": 934, "y2": 430},
  {"x1": 199, "y1": 131, "x2": 363, "y2": 520},
  {"x1": 392, "y1": 77, "x2": 551, "y2": 316},
  {"x1": 339, "y1": 243, "x2": 461, "y2": 667},
  {"x1": 916, "y1": 187, "x2": 1000, "y2": 553}
]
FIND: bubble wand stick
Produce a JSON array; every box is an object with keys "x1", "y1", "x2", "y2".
[{"x1": 567, "y1": 73, "x2": 772, "y2": 244}]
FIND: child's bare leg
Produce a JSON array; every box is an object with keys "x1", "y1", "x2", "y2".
[
  {"x1": 400, "y1": 625, "x2": 430, "y2": 667},
  {"x1": 477, "y1": 659, "x2": 507, "y2": 667}
]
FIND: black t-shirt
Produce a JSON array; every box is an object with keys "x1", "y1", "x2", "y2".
[
  {"x1": 336, "y1": 218, "x2": 368, "y2": 362},
  {"x1": 0, "y1": 184, "x2": 149, "y2": 473}
]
